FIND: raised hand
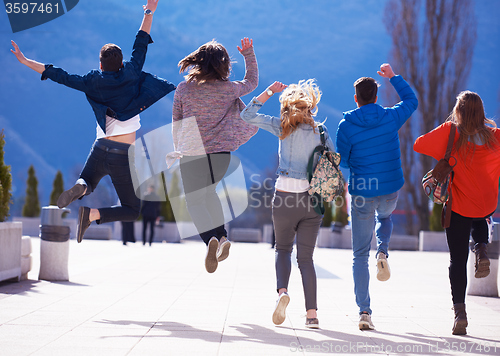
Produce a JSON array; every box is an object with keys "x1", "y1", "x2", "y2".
[
  {"x1": 10, "y1": 40, "x2": 26, "y2": 64},
  {"x1": 377, "y1": 63, "x2": 396, "y2": 78},
  {"x1": 268, "y1": 81, "x2": 288, "y2": 94},
  {"x1": 237, "y1": 38, "x2": 253, "y2": 53},
  {"x1": 143, "y1": 0, "x2": 159, "y2": 13}
]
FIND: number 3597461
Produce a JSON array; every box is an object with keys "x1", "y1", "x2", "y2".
[{"x1": 5, "y1": 3, "x2": 60, "y2": 14}]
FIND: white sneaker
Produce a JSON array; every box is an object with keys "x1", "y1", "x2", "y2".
[
  {"x1": 376, "y1": 252, "x2": 391, "y2": 281},
  {"x1": 359, "y1": 313, "x2": 375, "y2": 330},
  {"x1": 217, "y1": 236, "x2": 231, "y2": 262},
  {"x1": 272, "y1": 292, "x2": 290, "y2": 325},
  {"x1": 205, "y1": 237, "x2": 219, "y2": 273}
]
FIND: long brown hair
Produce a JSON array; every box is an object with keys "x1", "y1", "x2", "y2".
[
  {"x1": 178, "y1": 40, "x2": 231, "y2": 84},
  {"x1": 447, "y1": 91, "x2": 498, "y2": 156},
  {"x1": 279, "y1": 79, "x2": 321, "y2": 139}
]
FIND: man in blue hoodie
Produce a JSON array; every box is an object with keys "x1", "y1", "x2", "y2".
[{"x1": 336, "y1": 63, "x2": 418, "y2": 330}]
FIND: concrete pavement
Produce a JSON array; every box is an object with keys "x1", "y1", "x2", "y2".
[{"x1": 1, "y1": 238, "x2": 500, "y2": 355}]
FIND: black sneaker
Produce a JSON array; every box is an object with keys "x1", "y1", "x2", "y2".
[
  {"x1": 57, "y1": 183, "x2": 86, "y2": 208},
  {"x1": 76, "y1": 206, "x2": 91, "y2": 243}
]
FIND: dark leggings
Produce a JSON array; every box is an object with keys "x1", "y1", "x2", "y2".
[
  {"x1": 179, "y1": 153, "x2": 231, "y2": 245},
  {"x1": 445, "y1": 210, "x2": 491, "y2": 304}
]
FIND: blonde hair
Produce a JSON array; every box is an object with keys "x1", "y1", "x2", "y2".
[
  {"x1": 447, "y1": 91, "x2": 498, "y2": 156},
  {"x1": 279, "y1": 79, "x2": 321, "y2": 139}
]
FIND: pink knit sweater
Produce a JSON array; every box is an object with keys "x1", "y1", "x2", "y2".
[{"x1": 172, "y1": 47, "x2": 259, "y2": 154}]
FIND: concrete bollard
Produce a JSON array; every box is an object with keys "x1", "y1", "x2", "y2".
[
  {"x1": 467, "y1": 221, "x2": 499, "y2": 297},
  {"x1": 38, "y1": 206, "x2": 71, "y2": 281}
]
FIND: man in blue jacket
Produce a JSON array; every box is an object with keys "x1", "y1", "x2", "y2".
[
  {"x1": 10, "y1": 0, "x2": 175, "y2": 243},
  {"x1": 336, "y1": 63, "x2": 418, "y2": 330}
]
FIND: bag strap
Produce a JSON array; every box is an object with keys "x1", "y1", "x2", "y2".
[
  {"x1": 308, "y1": 123, "x2": 328, "y2": 215},
  {"x1": 442, "y1": 171, "x2": 454, "y2": 229},
  {"x1": 442, "y1": 123, "x2": 456, "y2": 229},
  {"x1": 307, "y1": 124, "x2": 328, "y2": 183},
  {"x1": 444, "y1": 123, "x2": 456, "y2": 160},
  {"x1": 318, "y1": 124, "x2": 326, "y2": 147}
]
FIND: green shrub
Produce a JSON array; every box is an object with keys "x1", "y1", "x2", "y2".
[
  {"x1": 429, "y1": 203, "x2": 444, "y2": 231},
  {"x1": 333, "y1": 189, "x2": 349, "y2": 227},
  {"x1": 0, "y1": 130, "x2": 12, "y2": 222},
  {"x1": 322, "y1": 201, "x2": 333, "y2": 227},
  {"x1": 22, "y1": 165, "x2": 41, "y2": 217},
  {"x1": 49, "y1": 171, "x2": 64, "y2": 206}
]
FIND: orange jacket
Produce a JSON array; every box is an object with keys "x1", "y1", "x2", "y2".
[{"x1": 414, "y1": 121, "x2": 500, "y2": 218}]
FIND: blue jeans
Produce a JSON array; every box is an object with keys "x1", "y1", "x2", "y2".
[
  {"x1": 350, "y1": 192, "x2": 399, "y2": 315},
  {"x1": 78, "y1": 139, "x2": 141, "y2": 225}
]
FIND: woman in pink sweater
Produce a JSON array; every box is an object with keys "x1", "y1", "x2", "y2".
[{"x1": 172, "y1": 38, "x2": 258, "y2": 273}]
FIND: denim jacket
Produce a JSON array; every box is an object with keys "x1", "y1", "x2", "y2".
[
  {"x1": 41, "y1": 30, "x2": 176, "y2": 133},
  {"x1": 241, "y1": 97, "x2": 335, "y2": 180}
]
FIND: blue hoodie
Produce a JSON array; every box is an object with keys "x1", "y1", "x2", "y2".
[{"x1": 336, "y1": 75, "x2": 418, "y2": 197}]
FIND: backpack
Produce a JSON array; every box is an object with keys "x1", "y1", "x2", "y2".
[
  {"x1": 421, "y1": 123, "x2": 456, "y2": 228},
  {"x1": 307, "y1": 124, "x2": 345, "y2": 215}
]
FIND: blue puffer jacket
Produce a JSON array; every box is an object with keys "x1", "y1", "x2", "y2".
[{"x1": 336, "y1": 75, "x2": 418, "y2": 197}]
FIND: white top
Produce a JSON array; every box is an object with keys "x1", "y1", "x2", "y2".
[
  {"x1": 275, "y1": 176, "x2": 310, "y2": 193},
  {"x1": 96, "y1": 114, "x2": 141, "y2": 139}
]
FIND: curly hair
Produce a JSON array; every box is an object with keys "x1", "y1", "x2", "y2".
[
  {"x1": 278, "y1": 79, "x2": 322, "y2": 140},
  {"x1": 447, "y1": 90, "x2": 498, "y2": 156},
  {"x1": 178, "y1": 40, "x2": 231, "y2": 84}
]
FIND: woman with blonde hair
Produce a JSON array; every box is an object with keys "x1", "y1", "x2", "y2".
[
  {"x1": 241, "y1": 79, "x2": 334, "y2": 328},
  {"x1": 414, "y1": 91, "x2": 500, "y2": 335},
  {"x1": 172, "y1": 38, "x2": 258, "y2": 273}
]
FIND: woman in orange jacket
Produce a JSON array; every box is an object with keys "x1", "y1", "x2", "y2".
[{"x1": 414, "y1": 91, "x2": 500, "y2": 335}]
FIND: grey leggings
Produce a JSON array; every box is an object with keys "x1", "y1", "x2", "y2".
[{"x1": 272, "y1": 191, "x2": 323, "y2": 311}]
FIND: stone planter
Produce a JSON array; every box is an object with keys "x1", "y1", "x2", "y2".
[
  {"x1": 21, "y1": 236, "x2": 32, "y2": 280},
  {"x1": 230, "y1": 228, "x2": 262, "y2": 243},
  {"x1": 389, "y1": 234, "x2": 419, "y2": 251},
  {"x1": 419, "y1": 230, "x2": 448, "y2": 252},
  {"x1": 467, "y1": 223, "x2": 500, "y2": 297},
  {"x1": 154, "y1": 221, "x2": 181, "y2": 243},
  {"x1": 316, "y1": 227, "x2": 337, "y2": 248},
  {"x1": 0, "y1": 222, "x2": 23, "y2": 282},
  {"x1": 262, "y1": 224, "x2": 274, "y2": 244},
  {"x1": 335, "y1": 227, "x2": 353, "y2": 249},
  {"x1": 13, "y1": 217, "x2": 40, "y2": 237}
]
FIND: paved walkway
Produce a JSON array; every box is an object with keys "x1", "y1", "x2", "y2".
[{"x1": 1, "y1": 238, "x2": 499, "y2": 356}]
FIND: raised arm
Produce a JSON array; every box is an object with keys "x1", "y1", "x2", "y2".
[
  {"x1": 10, "y1": 41, "x2": 45, "y2": 74},
  {"x1": 378, "y1": 63, "x2": 418, "y2": 129},
  {"x1": 139, "y1": 0, "x2": 159, "y2": 34},
  {"x1": 232, "y1": 38, "x2": 258, "y2": 97},
  {"x1": 240, "y1": 81, "x2": 287, "y2": 136},
  {"x1": 377, "y1": 63, "x2": 395, "y2": 79},
  {"x1": 256, "y1": 81, "x2": 287, "y2": 103}
]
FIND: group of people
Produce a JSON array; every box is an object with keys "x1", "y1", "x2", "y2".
[{"x1": 11, "y1": 0, "x2": 500, "y2": 336}]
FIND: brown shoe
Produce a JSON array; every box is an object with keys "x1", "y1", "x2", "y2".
[
  {"x1": 305, "y1": 318, "x2": 319, "y2": 329},
  {"x1": 76, "y1": 206, "x2": 91, "y2": 243},
  {"x1": 205, "y1": 237, "x2": 219, "y2": 273},
  {"x1": 57, "y1": 183, "x2": 86, "y2": 208},
  {"x1": 473, "y1": 243, "x2": 490, "y2": 278},
  {"x1": 452, "y1": 303, "x2": 467, "y2": 335}
]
